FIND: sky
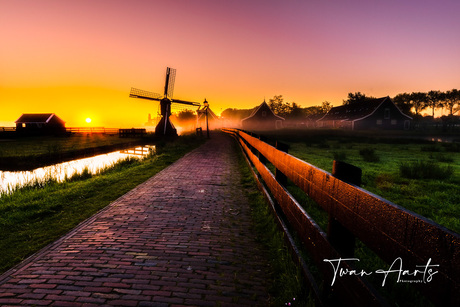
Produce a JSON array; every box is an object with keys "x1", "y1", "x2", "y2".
[{"x1": 1, "y1": 0, "x2": 459, "y2": 128}]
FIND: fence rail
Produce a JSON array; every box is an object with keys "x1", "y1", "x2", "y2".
[
  {"x1": 0, "y1": 127, "x2": 138, "y2": 136},
  {"x1": 66, "y1": 127, "x2": 120, "y2": 134},
  {"x1": 223, "y1": 128, "x2": 459, "y2": 307}
]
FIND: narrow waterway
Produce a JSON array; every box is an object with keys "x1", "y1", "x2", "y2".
[{"x1": 0, "y1": 145, "x2": 154, "y2": 195}]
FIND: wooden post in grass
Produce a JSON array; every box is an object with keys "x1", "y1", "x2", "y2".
[
  {"x1": 258, "y1": 136, "x2": 268, "y2": 165},
  {"x1": 328, "y1": 160, "x2": 362, "y2": 257},
  {"x1": 275, "y1": 141, "x2": 289, "y2": 186}
]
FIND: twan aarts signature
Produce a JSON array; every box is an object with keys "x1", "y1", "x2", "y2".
[{"x1": 323, "y1": 257, "x2": 439, "y2": 287}]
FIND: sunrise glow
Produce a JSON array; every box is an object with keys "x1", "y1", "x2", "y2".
[
  {"x1": 1, "y1": 0, "x2": 459, "y2": 127},
  {"x1": 85, "y1": 118, "x2": 91, "y2": 124}
]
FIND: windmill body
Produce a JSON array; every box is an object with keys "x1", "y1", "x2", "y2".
[{"x1": 130, "y1": 67, "x2": 201, "y2": 137}]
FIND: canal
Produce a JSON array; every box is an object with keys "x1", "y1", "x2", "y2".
[{"x1": 0, "y1": 145, "x2": 155, "y2": 195}]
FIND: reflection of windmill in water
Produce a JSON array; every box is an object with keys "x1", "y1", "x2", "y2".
[{"x1": 130, "y1": 67, "x2": 203, "y2": 137}]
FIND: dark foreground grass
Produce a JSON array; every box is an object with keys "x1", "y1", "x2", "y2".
[
  {"x1": 234, "y1": 141, "x2": 313, "y2": 306},
  {"x1": 0, "y1": 134, "x2": 205, "y2": 274}
]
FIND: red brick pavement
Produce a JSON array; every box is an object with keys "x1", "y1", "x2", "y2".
[{"x1": 0, "y1": 133, "x2": 272, "y2": 306}]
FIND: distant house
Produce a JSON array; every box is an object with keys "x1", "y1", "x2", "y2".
[
  {"x1": 197, "y1": 107, "x2": 221, "y2": 130},
  {"x1": 317, "y1": 97, "x2": 412, "y2": 130},
  {"x1": 15, "y1": 113, "x2": 66, "y2": 135},
  {"x1": 241, "y1": 100, "x2": 284, "y2": 131}
]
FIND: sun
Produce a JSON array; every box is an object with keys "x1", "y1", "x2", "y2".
[{"x1": 85, "y1": 118, "x2": 92, "y2": 124}]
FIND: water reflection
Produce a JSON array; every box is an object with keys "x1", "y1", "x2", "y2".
[{"x1": 0, "y1": 146, "x2": 155, "y2": 195}]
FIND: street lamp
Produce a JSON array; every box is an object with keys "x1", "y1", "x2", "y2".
[{"x1": 203, "y1": 99, "x2": 210, "y2": 138}]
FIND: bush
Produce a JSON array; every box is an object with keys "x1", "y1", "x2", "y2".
[
  {"x1": 429, "y1": 153, "x2": 454, "y2": 163},
  {"x1": 359, "y1": 148, "x2": 380, "y2": 162},
  {"x1": 399, "y1": 160, "x2": 453, "y2": 180}
]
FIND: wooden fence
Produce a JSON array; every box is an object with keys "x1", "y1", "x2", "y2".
[
  {"x1": 66, "y1": 127, "x2": 120, "y2": 135},
  {"x1": 222, "y1": 128, "x2": 459, "y2": 307},
  {"x1": 1, "y1": 127, "x2": 141, "y2": 136}
]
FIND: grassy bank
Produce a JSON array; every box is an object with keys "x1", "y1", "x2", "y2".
[
  {"x1": 0, "y1": 134, "x2": 205, "y2": 274},
  {"x1": 234, "y1": 141, "x2": 313, "y2": 306},
  {"x1": 0, "y1": 134, "x2": 148, "y2": 171},
  {"x1": 0, "y1": 133, "x2": 143, "y2": 158}
]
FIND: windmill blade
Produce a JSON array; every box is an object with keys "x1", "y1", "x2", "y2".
[
  {"x1": 130, "y1": 87, "x2": 162, "y2": 101},
  {"x1": 171, "y1": 98, "x2": 201, "y2": 106},
  {"x1": 164, "y1": 67, "x2": 176, "y2": 98}
]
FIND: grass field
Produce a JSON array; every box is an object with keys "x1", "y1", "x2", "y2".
[
  {"x1": 288, "y1": 138, "x2": 459, "y2": 234},
  {"x1": 259, "y1": 130, "x2": 460, "y2": 234},
  {"x1": 245, "y1": 130, "x2": 459, "y2": 306}
]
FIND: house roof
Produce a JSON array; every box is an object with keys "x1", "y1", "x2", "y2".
[
  {"x1": 318, "y1": 96, "x2": 412, "y2": 122},
  {"x1": 15, "y1": 113, "x2": 65, "y2": 124},
  {"x1": 241, "y1": 100, "x2": 285, "y2": 122},
  {"x1": 197, "y1": 107, "x2": 220, "y2": 121}
]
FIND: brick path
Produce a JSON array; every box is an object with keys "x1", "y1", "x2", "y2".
[{"x1": 0, "y1": 133, "x2": 271, "y2": 306}]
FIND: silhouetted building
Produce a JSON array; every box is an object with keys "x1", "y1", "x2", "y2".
[
  {"x1": 15, "y1": 113, "x2": 66, "y2": 135},
  {"x1": 197, "y1": 107, "x2": 221, "y2": 130},
  {"x1": 317, "y1": 96, "x2": 412, "y2": 130},
  {"x1": 241, "y1": 100, "x2": 284, "y2": 131}
]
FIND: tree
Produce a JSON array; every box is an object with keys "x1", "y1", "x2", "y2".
[
  {"x1": 304, "y1": 106, "x2": 324, "y2": 116},
  {"x1": 426, "y1": 90, "x2": 443, "y2": 117},
  {"x1": 268, "y1": 95, "x2": 292, "y2": 118},
  {"x1": 288, "y1": 102, "x2": 305, "y2": 119},
  {"x1": 342, "y1": 92, "x2": 375, "y2": 105},
  {"x1": 393, "y1": 93, "x2": 413, "y2": 115},
  {"x1": 445, "y1": 89, "x2": 460, "y2": 116},
  {"x1": 409, "y1": 92, "x2": 427, "y2": 115},
  {"x1": 321, "y1": 101, "x2": 332, "y2": 113},
  {"x1": 175, "y1": 109, "x2": 195, "y2": 123},
  {"x1": 221, "y1": 108, "x2": 254, "y2": 121}
]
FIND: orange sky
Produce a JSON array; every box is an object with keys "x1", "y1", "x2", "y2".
[{"x1": 1, "y1": 0, "x2": 459, "y2": 128}]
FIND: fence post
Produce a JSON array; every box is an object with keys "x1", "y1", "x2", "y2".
[
  {"x1": 275, "y1": 141, "x2": 289, "y2": 186},
  {"x1": 328, "y1": 160, "x2": 362, "y2": 257}
]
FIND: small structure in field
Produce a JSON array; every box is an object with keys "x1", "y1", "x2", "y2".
[
  {"x1": 15, "y1": 113, "x2": 66, "y2": 135},
  {"x1": 241, "y1": 100, "x2": 284, "y2": 131},
  {"x1": 317, "y1": 96, "x2": 412, "y2": 130}
]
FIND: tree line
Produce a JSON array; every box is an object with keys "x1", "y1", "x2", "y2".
[
  {"x1": 344, "y1": 90, "x2": 460, "y2": 117},
  {"x1": 221, "y1": 95, "x2": 332, "y2": 121},
  {"x1": 221, "y1": 89, "x2": 460, "y2": 122},
  {"x1": 393, "y1": 89, "x2": 460, "y2": 117}
]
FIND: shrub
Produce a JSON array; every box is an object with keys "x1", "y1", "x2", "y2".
[
  {"x1": 399, "y1": 160, "x2": 453, "y2": 180},
  {"x1": 429, "y1": 153, "x2": 454, "y2": 163},
  {"x1": 359, "y1": 148, "x2": 380, "y2": 162}
]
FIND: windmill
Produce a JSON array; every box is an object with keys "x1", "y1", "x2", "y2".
[{"x1": 129, "y1": 67, "x2": 202, "y2": 137}]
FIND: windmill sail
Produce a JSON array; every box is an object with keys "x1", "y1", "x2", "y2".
[
  {"x1": 164, "y1": 67, "x2": 176, "y2": 98},
  {"x1": 129, "y1": 88, "x2": 162, "y2": 101}
]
